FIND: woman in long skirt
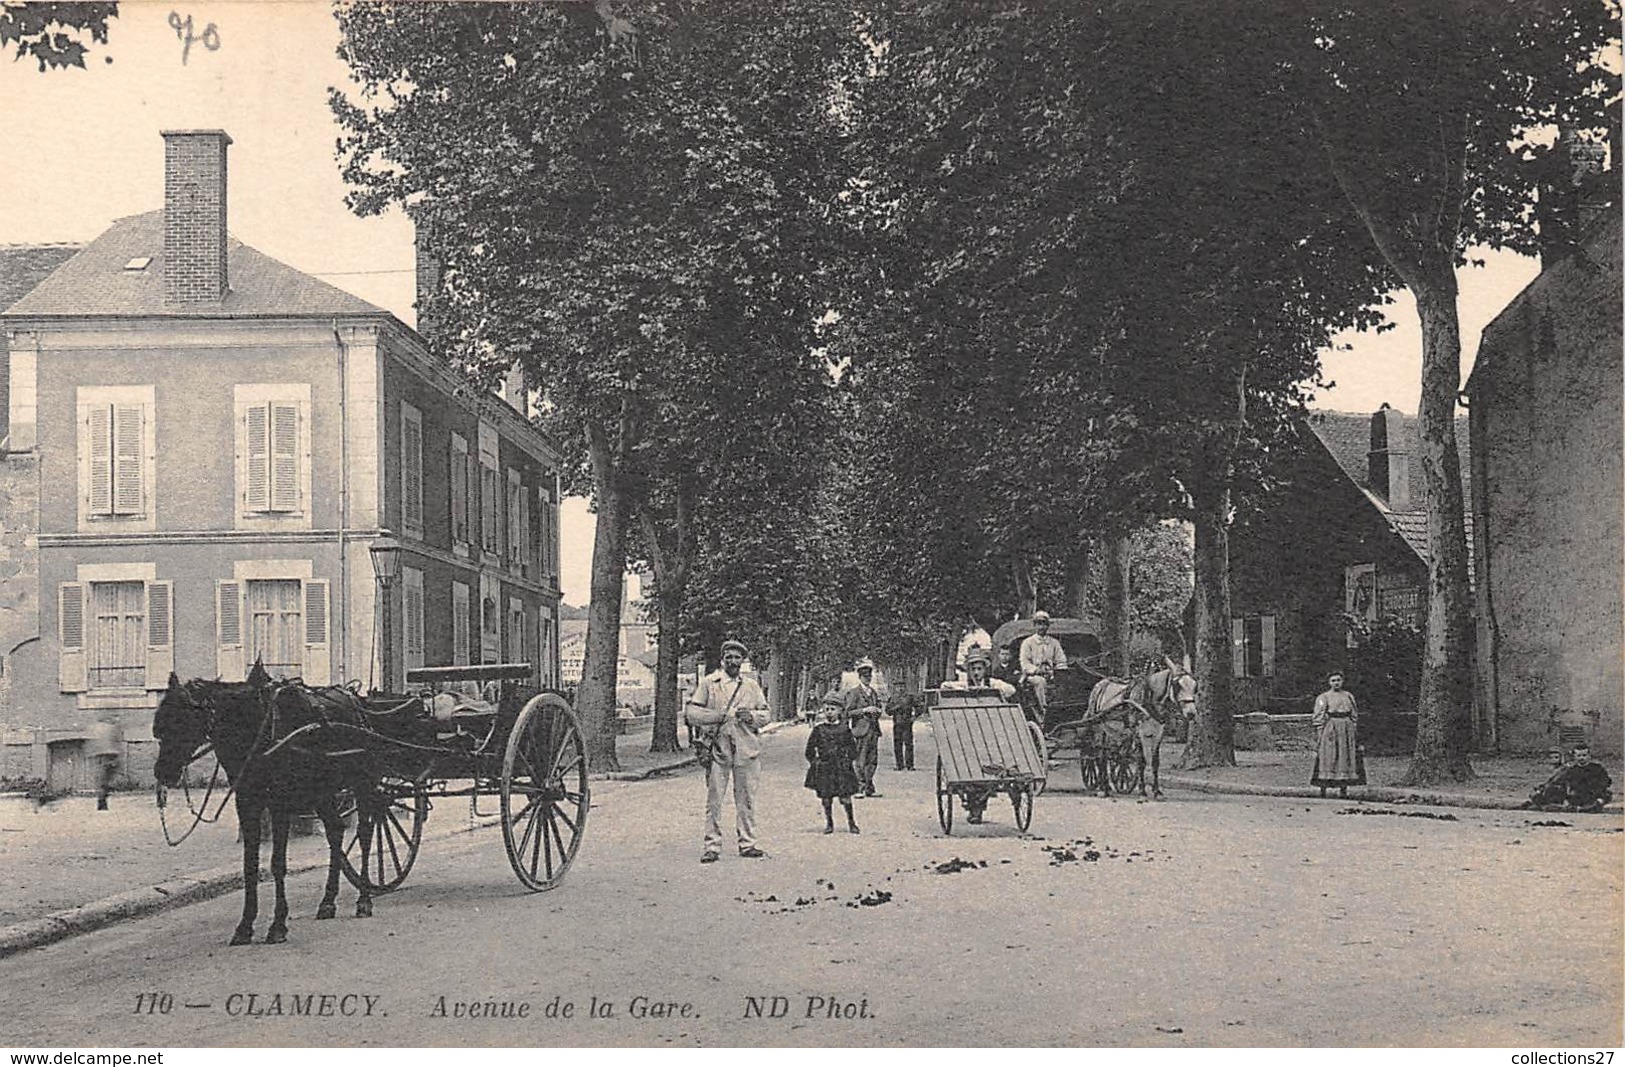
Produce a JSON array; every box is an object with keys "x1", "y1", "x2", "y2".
[
  {"x1": 805, "y1": 697, "x2": 861, "y2": 833},
  {"x1": 1310, "y1": 672, "x2": 1365, "y2": 797}
]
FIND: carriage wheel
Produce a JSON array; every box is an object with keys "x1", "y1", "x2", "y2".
[
  {"x1": 502, "y1": 693, "x2": 590, "y2": 892},
  {"x1": 1011, "y1": 784, "x2": 1035, "y2": 832},
  {"x1": 1111, "y1": 758, "x2": 1139, "y2": 795},
  {"x1": 1028, "y1": 722, "x2": 1049, "y2": 797},
  {"x1": 935, "y1": 757, "x2": 954, "y2": 835},
  {"x1": 340, "y1": 776, "x2": 427, "y2": 893}
]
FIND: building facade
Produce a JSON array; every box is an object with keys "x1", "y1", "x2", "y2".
[
  {"x1": 0, "y1": 131, "x2": 562, "y2": 784},
  {"x1": 1466, "y1": 214, "x2": 1623, "y2": 757}
]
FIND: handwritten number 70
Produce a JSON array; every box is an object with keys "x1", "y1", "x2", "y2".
[{"x1": 169, "y1": 12, "x2": 221, "y2": 65}]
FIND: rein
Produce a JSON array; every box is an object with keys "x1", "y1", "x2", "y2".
[{"x1": 156, "y1": 680, "x2": 279, "y2": 847}]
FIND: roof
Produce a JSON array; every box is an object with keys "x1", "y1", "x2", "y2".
[
  {"x1": 0, "y1": 244, "x2": 82, "y2": 314},
  {"x1": 2, "y1": 212, "x2": 385, "y2": 320},
  {"x1": 1305, "y1": 409, "x2": 1472, "y2": 564},
  {"x1": 991, "y1": 617, "x2": 1102, "y2": 651}
]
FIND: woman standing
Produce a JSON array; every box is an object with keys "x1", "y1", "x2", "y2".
[
  {"x1": 805, "y1": 696, "x2": 861, "y2": 834},
  {"x1": 1311, "y1": 672, "x2": 1365, "y2": 798}
]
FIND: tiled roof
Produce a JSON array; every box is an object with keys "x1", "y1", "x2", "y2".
[
  {"x1": 1306, "y1": 409, "x2": 1473, "y2": 566},
  {"x1": 3, "y1": 212, "x2": 384, "y2": 319},
  {"x1": 0, "y1": 244, "x2": 81, "y2": 314}
]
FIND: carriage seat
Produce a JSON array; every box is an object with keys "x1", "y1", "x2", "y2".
[{"x1": 427, "y1": 689, "x2": 499, "y2": 722}]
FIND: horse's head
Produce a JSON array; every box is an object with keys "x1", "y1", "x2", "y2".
[
  {"x1": 1162, "y1": 655, "x2": 1199, "y2": 721},
  {"x1": 153, "y1": 673, "x2": 212, "y2": 787}
]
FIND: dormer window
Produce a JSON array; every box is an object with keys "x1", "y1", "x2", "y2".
[{"x1": 123, "y1": 257, "x2": 152, "y2": 272}]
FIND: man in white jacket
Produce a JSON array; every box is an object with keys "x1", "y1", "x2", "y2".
[{"x1": 686, "y1": 639, "x2": 772, "y2": 863}]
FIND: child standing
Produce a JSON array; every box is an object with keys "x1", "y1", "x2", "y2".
[{"x1": 805, "y1": 695, "x2": 860, "y2": 834}]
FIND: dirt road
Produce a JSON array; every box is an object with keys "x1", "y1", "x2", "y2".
[{"x1": 2, "y1": 723, "x2": 1619, "y2": 1047}]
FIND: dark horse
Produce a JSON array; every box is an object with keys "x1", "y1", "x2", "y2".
[
  {"x1": 153, "y1": 665, "x2": 383, "y2": 944},
  {"x1": 1081, "y1": 657, "x2": 1198, "y2": 799}
]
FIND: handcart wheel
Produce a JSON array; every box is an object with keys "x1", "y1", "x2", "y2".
[
  {"x1": 340, "y1": 776, "x2": 427, "y2": 892},
  {"x1": 1012, "y1": 783, "x2": 1034, "y2": 832},
  {"x1": 1028, "y1": 721, "x2": 1049, "y2": 797},
  {"x1": 935, "y1": 757, "x2": 954, "y2": 835},
  {"x1": 1080, "y1": 751, "x2": 1101, "y2": 792},
  {"x1": 502, "y1": 692, "x2": 589, "y2": 891},
  {"x1": 1111, "y1": 758, "x2": 1139, "y2": 795}
]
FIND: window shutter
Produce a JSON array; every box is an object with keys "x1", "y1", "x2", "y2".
[
  {"x1": 403, "y1": 570, "x2": 424, "y2": 671},
  {"x1": 450, "y1": 437, "x2": 468, "y2": 545},
  {"x1": 401, "y1": 409, "x2": 423, "y2": 536},
  {"x1": 88, "y1": 406, "x2": 113, "y2": 515},
  {"x1": 144, "y1": 580, "x2": 174, "y2": 690},
  {"x1": 113, "y1": 403, "x2": 144, "y2": 515},
  {"x1": 245, "y1": 403, "x2": 270, "y2": 512},
  {"x1": 302, "y1": 579, "x2": 331, "y2": 685},
  {"x1": 58, "y1": 582, "x2": 88, "y2": 692},
  {"x1": 1230, "y1": 617, "x2": 1245, "y2": 678},
  {"x1": 216, "y1": 580, "x2": 244, "y2": 682},
  {"x1": 1260, "y1": 615, "x2": 1276, "y2": 678},
  {"x1": 520, "y1": 487, "x2": 532, "y2": 577},
  {"x1": 270, "y1": 403, "x2": 300, "y2": 512},
  {"x1": 467, "y1": 452, "x2": 479, "y2": 550},
  {"x1": 452, "y1": 582, "x2": 470, "y2": 665}
]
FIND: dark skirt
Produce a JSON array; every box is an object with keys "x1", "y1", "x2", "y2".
[{"x1": 805, "y1": 724, "x2": 861, "y2": 798}]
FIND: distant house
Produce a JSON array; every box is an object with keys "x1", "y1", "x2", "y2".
[
  {"x1": 1228, "y1": 407, "x2": 1470, "y2": 725},
  {"x1": 0, "y1": 131, "x2": 563, "y2": 787},
  {"x1": 1465, "y1": 213, "x2": 1622, "y2": 757}
]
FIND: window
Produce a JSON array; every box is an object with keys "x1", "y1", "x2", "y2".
[
  {"x1": 403, "y1": 567, "x2": 425, "y2": 672},
  {"x1": 1231, "y1": 615, "x2": 1276, "y2": 678},
  {"x1": 246, "y1": 579, "x2": 304, "y2": 679},
  {"x1": 235, "y1": 385, "x2": 311, "y2": 524},
  {"x1": 535, "y1": 487, "x2": 553, "y2": 579},
  {"x1": 452, "y1": 581, "x2": 471, "y2": 665},
  {"x1": 539, "y1": 610, "x2": 557, "y2": 688},
  {"x1": 78, "y1": 386, "x2": 155, "y2": 529},
  {"x1": 401, "y1": 402, "x2": 424, "y2": 539},
  {"x1": 216, "y1": 571, "x2": 330, "y2": 684},
  {"x1": 508, "y1": 599, "x2": 526, "y2": 665},
  {"x1": 58, "y1": 575, "x2": 172, "y2": 695},
  {"x1": 506, "y1": 469, "x2": 525, "y2": 573},
  {"x1": 478, "y1": 423, "x2": 500, "y2": 559},
  {"x1": 450, "y1": 433, "x2": 470, "y2": 550}
]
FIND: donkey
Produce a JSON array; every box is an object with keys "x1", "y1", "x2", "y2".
[
  {"x1": 1082, "y1": 656, "x2": 1199, "y2": 799},
  {"x1": 153, "y1": 664, "x2": 382, "y2": 944}
]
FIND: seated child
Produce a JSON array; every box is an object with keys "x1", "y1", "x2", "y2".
[{"x1": 1527, "y1": 745, "x2": 1613, "y2": 813}]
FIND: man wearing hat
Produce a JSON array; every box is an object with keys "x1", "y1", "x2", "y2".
[
  {"x1": 1019, "y1": 611, "x2": 1067, "y2": 717},
  {"x1": 841, "y1": 658, "x2": 885, "y2": 797},
  {"x1": 685, "y1": 639, "x2": 772, "y2": 863},
  {"x1": 943, "y1": 646, "x2": 1017, "y2": 700}
]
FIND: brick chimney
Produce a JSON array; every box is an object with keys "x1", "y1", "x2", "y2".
[
  {"x1": 161, "y1": 130, "x2": 231, "y2": 306},
  {"x1": 413, "y1": 221, "x2": 442, "y2": 340},
  {"x1": 1367, "y1": 403, "x2": 1411, "y2": 512},
  {"x1": 500, "y1": 362, "x2": 532, "y2": 418}
]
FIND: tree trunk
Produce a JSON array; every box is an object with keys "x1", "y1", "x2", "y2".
[
  {"x1": 1400, "y1": 265, "x2": 1476, "y2": 785},
  {"x1": 649, "y1": 585, "x2": 683, "y2": 753},
  {"x1": 1181, "y1": 481, "x2": 1236, "y2": 768},
  {"x1": 1011, "y1": 555, "x2": 1036, "y2": 618},
  {"x1": 581, "y1": 424, "x2": 628, "y2": 773},
  {"x1": 1102, "y1": 532, "x2": 1132, "y2": 677},
  {"x1": 1062, "y1": 538, "x2": 1093, "y2": 619}
]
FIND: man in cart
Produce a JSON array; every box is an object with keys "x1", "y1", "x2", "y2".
[
  {"x1": 686, "y1": 639, "x2": 772, "y2": 863},
  {"x1": 1019, "y1": 610, "x2": 1067, "y2": 717}
]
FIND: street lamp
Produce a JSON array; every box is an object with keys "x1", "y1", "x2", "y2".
[{"x1": 369, "y1": 532, "x2": 402, "y2": 693}]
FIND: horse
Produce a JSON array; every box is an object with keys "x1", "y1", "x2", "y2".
[
  {"x1": 152, "y1": 664, "x2": 383, "y2": 945},
  {"x1": 1081, "y1": 656, "x2": 1198, "y2": 799}
]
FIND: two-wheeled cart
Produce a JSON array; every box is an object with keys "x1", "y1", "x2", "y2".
[{"x1": 930, "y1": 687, "x2": 1047, "y2": 834}]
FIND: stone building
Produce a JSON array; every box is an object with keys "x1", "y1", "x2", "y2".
[
  {"x1": 0, "y1": 131, "x2": 564, "y2": 788},
  {"x1": 1466, "y1": 213, "x2": 1623, "y2": 756}
]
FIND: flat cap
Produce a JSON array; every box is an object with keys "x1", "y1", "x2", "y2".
[
  {"x1": 1032, "y1": 610, "x2": 1051, "y2": 623},
  {"x1": 854, "y1": 657, "x2": 876, "y2": 671},
  {"x1": 963, "y1": 646, "x2": 991, "y2": 666},
  {"x1": 721, "y1": 639, "x2": 749, "y2": 656},
  {"x1": 820, "y1": 692, "x2": 845, "y2": 708}
]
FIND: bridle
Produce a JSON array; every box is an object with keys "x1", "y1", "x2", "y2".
[{"x1": 154, "y1": 679, "x2": 274, "y2": 846}]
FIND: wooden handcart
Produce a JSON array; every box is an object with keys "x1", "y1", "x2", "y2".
[
  {"x1": 930, "y1": 688, "x2": 1048, "y2": 833},
  {"x1": 320, "y1": 663, "x2": 589, "y2": 893}
]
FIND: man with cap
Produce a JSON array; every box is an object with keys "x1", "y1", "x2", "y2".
[
  {"x1": 1019, "y1": 611, "x2": 1067, "y2": 717},
  {"x1": 1526, "y1": 744, "x2": 1614, "y2": 812},
  {"x1": 943, "y1": 646, "x2": 1017, "y2": 700},
  {"x1": 842, "y1": 658, "x2": 885, "y2": 797},
  {"x1": 685, "y1": 639, "x2": 772, "y2": 863}
]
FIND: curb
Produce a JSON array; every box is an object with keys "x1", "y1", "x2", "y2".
[
  {"x1": 1140, "y1": 774, "x2": 1624, "y2": 814},
  {"x1": 602, "y1": 755, "x2": 696, "y2": 781},
  {"x1": 0, "y1": 813, "x2": 504, "y2": 962}
]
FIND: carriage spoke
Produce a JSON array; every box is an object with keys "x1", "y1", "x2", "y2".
[
  {"x1": 550, "y1": 799, "x2": 579, "y2": 836},
  {"x1": 514, "y1": 801, "x2": 540, "y2": 867},
  {"x1": 538, "y1": 807, "x2": 554, "y2": 881}
]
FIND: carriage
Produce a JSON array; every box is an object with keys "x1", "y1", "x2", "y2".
[
  {"x1": 989, "y1": 618, "x2": 1196, "y2": 796},
  {"x1": 929, "y1": 686, "x2": 1047, "y2": 833},
  {"x1": 330, "y1": 663, "x2": 589, "y2": 893}
]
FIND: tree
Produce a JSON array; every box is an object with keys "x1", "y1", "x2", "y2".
[
  {"x1": 2, "y1": 2, "x2": 115, "y2": 70},
  {"x1": 1279, "y1": 0, "x2": 1618, "y2": 783},
  {"x1": 334, "y1": 2, "x2": 848, "y2": 768}
]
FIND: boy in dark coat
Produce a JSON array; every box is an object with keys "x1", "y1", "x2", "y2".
[
  {"x1": 805, "y1": 696, "x2": 861, "y2": 834},
  {"x1": 1527, "y1": 745, "x2": 1614, "y2": 813}
]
